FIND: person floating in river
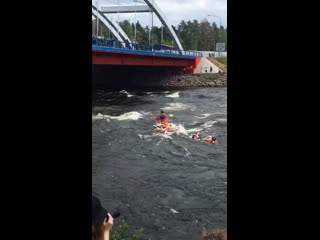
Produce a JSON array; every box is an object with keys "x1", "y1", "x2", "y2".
[
  {"x1": 163, "y1": 122, "x2": 178, "y2": 133},
  {"x1": 153, "y1": 122, "x2": 165, "y2": 131},
  {"x1": 92, "y1": 195, "x2": 114, "y2": 240},
  {"x1": 192, "y1": 132, "x2": 218, "y2": 144},
  {"x1": 202, "y1": 135, "x2": 219, "y2": 144},
  {"x1": 192, "y1": 132, "x2": 202, "y2": 140},
  {"x1": 153, "y1": 121, "x2": 178, "y2": 134}
]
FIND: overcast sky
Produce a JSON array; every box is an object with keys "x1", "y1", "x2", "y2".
[{"x1": 94, "y1": 0, "x2": 227, "y2": 28}]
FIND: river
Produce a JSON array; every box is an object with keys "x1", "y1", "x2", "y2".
[{"x1": 92, "y1": 87, "x2": 227, "y2": 240}]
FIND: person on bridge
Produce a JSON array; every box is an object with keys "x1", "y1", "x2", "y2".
[
  {"x1": 132, "y1": 39, "x2": 136, "y2": 50},
  {"x1": 125, "y1": 39, "x2": 131, "y2": 49},
  {"x1": 92, "y1": 195, "x2": 114, "y2": 240}
]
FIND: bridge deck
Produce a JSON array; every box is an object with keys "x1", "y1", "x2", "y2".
[{"x1": 92, "y1": 46, "x2": 196, "y2": 59}]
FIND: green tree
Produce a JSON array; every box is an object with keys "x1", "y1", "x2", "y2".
[
  {"x1": 199, "y1": 20, "x2": 211, "y2": 50},
  {"x1": 93, "y1": 18, "x2": 227, "y2": 52},
  {"x1": 119, "y1": 20, "x2": 134, "y2": 40},
  {"x1": 135, "y1": 21, "x2": 148, "y2": 44}
]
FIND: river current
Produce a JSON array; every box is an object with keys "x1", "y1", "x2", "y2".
[{"x1": 92, "y1": 87, "x2": 227, "y2": 240}]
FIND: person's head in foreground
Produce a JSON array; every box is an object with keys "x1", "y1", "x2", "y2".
[{"x1": 92, "y1": 195, "x2": 113, "y2": 240}]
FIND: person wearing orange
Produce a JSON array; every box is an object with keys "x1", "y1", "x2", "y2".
[
  {"x1": 194, "y1": 132, "x2": 219, "y2": 144},
  {"x1": 211, "y1": 137, "x2": 218, "y2": 144}
]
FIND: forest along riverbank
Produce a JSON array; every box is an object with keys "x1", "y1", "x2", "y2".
[{"x1": 163, "y1": 73, "x2": 227, "y2": 88}]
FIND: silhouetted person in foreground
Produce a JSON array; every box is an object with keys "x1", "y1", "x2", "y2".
[{"x1": 92, "y1": 195, "x2": 113, "y2": 240}]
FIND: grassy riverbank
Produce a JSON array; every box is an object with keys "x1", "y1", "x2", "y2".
[{"x1": 207, "y1": 57, "x2": 227, "y2": 73}]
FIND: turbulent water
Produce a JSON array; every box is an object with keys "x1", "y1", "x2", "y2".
[{"x1": 92, "y1": 87, "x2": 227, "y2": 240}]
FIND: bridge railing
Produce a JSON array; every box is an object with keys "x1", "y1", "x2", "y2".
[{"x1": 92, "y1": 37, "x2": 203, "y2": 57}]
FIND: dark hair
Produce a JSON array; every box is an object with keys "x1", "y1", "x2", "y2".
[{"x1": 161, "y1": 110, "x2": 164, "y2": 113}]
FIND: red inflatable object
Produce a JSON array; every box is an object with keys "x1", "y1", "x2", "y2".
[{"x1": 152, "y1": 116, "x2": 170, "y2": 123}]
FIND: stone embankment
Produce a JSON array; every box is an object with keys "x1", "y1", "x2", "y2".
[{"x1": 162, "y1": 73, "x2": 227, "y2": 88}]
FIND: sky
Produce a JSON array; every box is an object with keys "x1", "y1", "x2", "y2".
[{"x1": 94, "y1": 0, "x2": 227, "y2": 28}]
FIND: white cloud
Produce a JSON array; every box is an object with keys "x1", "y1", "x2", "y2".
[{"x1": 95, "y1": 0, "x2": 227, "y2": 27}]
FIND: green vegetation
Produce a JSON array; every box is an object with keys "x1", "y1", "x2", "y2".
[
  {"x1": 110, "y1": 220, "x2": 144, "y2": 240},
  {"x1": 215, "y1": 57, "x2": 227, "y2": 65},
  {"x1": 92, "y1": 18, "x2": 227, "y2": 52}
]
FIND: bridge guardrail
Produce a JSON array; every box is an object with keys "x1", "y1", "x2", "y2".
[{"x1": 92, "y1": 38, "x2": 203, "y2": 57}]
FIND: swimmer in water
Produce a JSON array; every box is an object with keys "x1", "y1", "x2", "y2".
[
  {"x1": 211, "y1": 137, "x2": 218, "y2": 144},
  {"x1": 153, "y1": 122, "x2": 164, "y2": 128},
  {"x1": 192, "y1": 132, "x2": 202, "y2": 140},
  {"x1": 164, "y1": 122, "x2": 178, "y2": 132},
  {"x1": 202, "y1": 135, "x2": 219, "y2": 144},
  {"x1": 154, "y1": 122, "x2": 177, "y2": 133},
  {"x1": 154, "y1": 124, "x2": 165, "y2": 131},
  {"x1": 202, "y1": 135, "x2": 214, "y2": 141}
]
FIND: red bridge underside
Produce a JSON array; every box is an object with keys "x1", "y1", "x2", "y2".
[{"x1": 92, "y1": 50, "x2": 201, "y2": 74}]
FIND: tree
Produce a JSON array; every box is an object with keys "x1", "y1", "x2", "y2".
[
  {"x1": 119, "y1": 20, "x2": 134, "y2": 40},
  {"x1": 92, "y1": 18, "x2": 227, "y2": 52},
  {"x1": 199, "y1": 20, "x2": 211, "y2": 50}
]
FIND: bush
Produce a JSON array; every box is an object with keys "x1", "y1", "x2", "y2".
[{"x1": 111, "y1": 220, "x2": 144, "y2": 240}]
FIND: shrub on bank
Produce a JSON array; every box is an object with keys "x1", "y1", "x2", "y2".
[{"x1": 111, "y1": 220, "x2": 144, "y2": 240}]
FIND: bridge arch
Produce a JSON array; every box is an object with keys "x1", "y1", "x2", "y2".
[
  {"x1": 92, "y1": 0, "x2": 184, "y2": 54},
  {"x1": 92, "y1": 2, "x2": 132, "y2": 46}
]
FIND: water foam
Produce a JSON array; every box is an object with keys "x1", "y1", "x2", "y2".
[
  {"x1": 163, "y1": 103, "x2": 192, "y2": 111},
  {"x1": 154, "y1": 132, "x2": 173, "y2": 140},
  {"x1": 195, "y1": 113, "x2": 213, "y2": 119},
  {"x1": 166, "y1": 92, "x2": 180, "y2": 98},
  {"x1": 138, "y1": 134, "x2": 153, "y2": 141},
  {"x1": 93, "y1": 112, "x2": 143, "y2": 121},
  {"x1": 174, "y1": 120, "x2": 218, "y2": 134},
  {"x1": 140, "y1": 111, "x2": 151, "y2": 116},
  {"x1": 119, "y1": 90, "x2": 134, "y2": 97},
  {"x1": 169, "y1": 208, "x2": 179, "y2": 214},
  {"x1": 216, "y1": 118, "x2": 227, "y2": 123}
]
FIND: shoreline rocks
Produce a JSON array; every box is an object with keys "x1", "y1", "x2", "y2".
[{"x1": 162, "y1": 73, "x2": 227, "y2": 88}]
